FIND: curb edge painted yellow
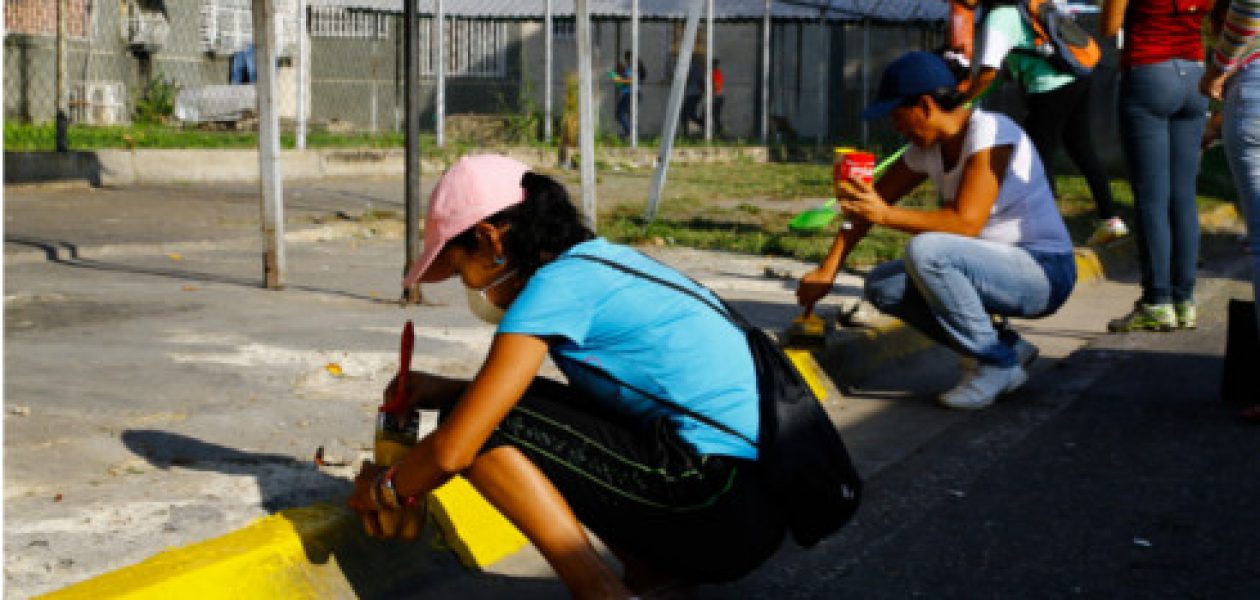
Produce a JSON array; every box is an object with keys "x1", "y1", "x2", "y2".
[
  {"x1": 1073, "y1": 248, "x2": 1106, "y2": 285},
  {"x1": 35, "y1": 477, "x2": 528, "y2": 599},
  {"x1": 36, "y1": 504, "x2": 356, "y2": 600},
  {"x1": 784, "y1": 348, "x2": 830, "y2": 401},
  {"x1": 428, "y1": 476, "x2": 529, "y2": 569}
]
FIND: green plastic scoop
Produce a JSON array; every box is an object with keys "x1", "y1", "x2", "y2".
[{"x1": 788, "y1": 146, "x2": 907, "y2": 232}]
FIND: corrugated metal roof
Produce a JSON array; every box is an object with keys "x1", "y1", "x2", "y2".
[{"x1": 308, "y1": 0, "x2": 948, "y2": 22}]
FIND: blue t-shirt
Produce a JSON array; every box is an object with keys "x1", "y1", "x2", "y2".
[{"x1": 497, "y1": 239, "x2": 759, "y2": 460}]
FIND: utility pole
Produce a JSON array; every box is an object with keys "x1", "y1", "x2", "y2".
[
  {"x1": 252, "y1": 0, "x2": 286, "y2": 289},
  {"x1": 403, "y1": 0, "x2": 422, "y2": 303}
]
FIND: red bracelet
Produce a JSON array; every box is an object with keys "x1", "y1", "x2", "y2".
[{"x1": 382, "y1": 465, "x2": 421, "y2": 507}]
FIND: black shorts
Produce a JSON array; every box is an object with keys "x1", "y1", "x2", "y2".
[{"x1": 452, "y1": 378, "x2": 785, "y2": 583}]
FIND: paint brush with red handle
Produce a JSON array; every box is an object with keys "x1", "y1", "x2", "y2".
[
  {"x1": 371, "y1": 319, "x2": 424, "y2": 540},
  {"x1": 379, "y1": 319, "x2": 414, "y2": 420}
]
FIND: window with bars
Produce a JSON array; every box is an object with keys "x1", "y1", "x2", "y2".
[
  {"x1": 198, "y1": 0, "x2": 297, "y2": 57},
  {"x1": 552, "y1": 18, "x2": 575, "y2": 40},
  {"x1": 308, "y1": 6, "x2": 388, "y2": 39},
  {"x1": 420, "y1": 18, "x2": 508, "y2": 79}
]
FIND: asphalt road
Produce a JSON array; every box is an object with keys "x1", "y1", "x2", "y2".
[{"x1": 5, "y1": 179, "x2": 1257, "y2": 599}]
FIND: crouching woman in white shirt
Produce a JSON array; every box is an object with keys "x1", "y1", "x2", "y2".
[{"x1": 797, "y1": 51, "x2": 1076, "y2": 410}]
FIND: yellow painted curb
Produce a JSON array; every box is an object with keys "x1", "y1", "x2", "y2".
[
  {"x1": 1073, "y1": 248, "x2": 1107, "y2": 285},
  {"x1": 36, "y1": 504, "x2": 360, "y2": 600},
  {"x1": 1201, "y1": 202, "x2": 1242, "y2": 231},
  {"x1": 36, "y1": 476, "x2": 530, "y2": 599},
  {"x1": 784, "y1": 348, "x2": 830, "y2": 402},
  {"x1": 429, "y1": 476, "x2": 529, "y2": 569}
]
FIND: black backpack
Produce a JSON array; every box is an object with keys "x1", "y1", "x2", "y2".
[{"x1": 570, "y1": 254, "x2": 862, "y2": 547}]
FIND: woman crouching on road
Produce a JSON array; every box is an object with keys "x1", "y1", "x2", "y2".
[
  {"x1": 797, "y1": 51, "x2": 1077, "y2": 410},
  {"x1": 347, "y1": 154, "x2": 783, "y2": 598}
]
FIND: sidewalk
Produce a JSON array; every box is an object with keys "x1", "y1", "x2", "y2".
[{"x1": 3, "y1": 180, "x2": 1247, "y2": 598}]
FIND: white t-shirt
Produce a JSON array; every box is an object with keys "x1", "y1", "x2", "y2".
[
  {"x1": 974, "y1": 5, "x2": 1075, "y2": 94},
  {"x1": 901, "y1": 109, "x2": 1073, "y2": 254}
]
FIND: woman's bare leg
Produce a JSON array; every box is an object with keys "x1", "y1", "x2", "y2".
[{"x1": 464, "y1": 446, "x2": 631, "y2": 600}]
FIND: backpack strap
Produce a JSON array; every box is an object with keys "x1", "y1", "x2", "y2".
[{"x1": 565, "y1": 252, "x2": 759, "y2": 448}]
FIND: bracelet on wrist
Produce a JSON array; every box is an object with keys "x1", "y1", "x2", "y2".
[{"x1": 380, "y1": 465, "x2": 420, "y2": 509}]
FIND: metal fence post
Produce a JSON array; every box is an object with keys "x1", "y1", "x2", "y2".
[
  {"x1": 544, "y1": 0, "x2": 553, "y2": 142},
  {"x1": 253, "y1": 0, "x2": 285, "y2": 290},
  {"x1": 762, "y1": 0, "x2": 770, "y2": 145},
  {"x1": 631, "y1": 0, "x2": 639, "y2": 149},
  {"x1": 436, "y1": 0, "x2": 446, "y2": 148},
  {"x1": 643, "y1": 0, "x2": 703, "y2": 224},
  {"x1": 704, "y1": 0, "x2": 713, "y2": 143},
  {"x1": 296, "y1": 0, "x2": 308, "y2": 150},
  {"x1": 55, "y1": 0, "x2": 68, "y2": 152},
  {"x1": 862, "y1": 17, "x2": 870, "y2": 148},
  {"x1": 576, "y1": 0, "x2": 597, "y2": 230}
]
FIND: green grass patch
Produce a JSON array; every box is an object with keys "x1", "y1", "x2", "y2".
[
  {"x1": 3, "y1": 122, "x2": 414, "y2": 151},
  {"x1": 599, "y1": 157, "x2": 1237, "y2": 266}
]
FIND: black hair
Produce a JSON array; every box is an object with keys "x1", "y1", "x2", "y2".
[
  {"x1": 449, "y1": 171, "x2": 595, "y2": 277},
  {"x1": 901, "y1": 86, "x2": 966, "y2": 112}
]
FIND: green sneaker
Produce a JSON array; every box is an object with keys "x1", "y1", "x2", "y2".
[
  {"x1": 1175, "y1": 301, "x2": 1197, "y2": 329},
  {"x1": 1108, "y1": 302, "x2": 1177, "y2": 332}
]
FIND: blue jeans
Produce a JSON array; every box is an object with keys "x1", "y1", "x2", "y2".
[
  {"x1": 865, "y1": 233, "x2": 1077, "y2": 367},
  {"x1": 615, "y1": 92, "x2": 631, "y2": 138},
  {"x1": 230, "y1": 45, "x2": 256, "y2": 85},
  {"x1": 1119, "y1": 59, "x2": 1210, "y2": 305},
  {"x1": 1222, "y1": 61, "x2": 1260, "y2": 335}
]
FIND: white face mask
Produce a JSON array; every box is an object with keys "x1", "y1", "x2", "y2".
[{"x1": 464, "y1": 269, "x2": 517, "y2": 325}]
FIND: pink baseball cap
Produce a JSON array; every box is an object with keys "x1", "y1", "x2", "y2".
[{"x1": 402, "y1": 154, "x2": 530, "y2": 287}]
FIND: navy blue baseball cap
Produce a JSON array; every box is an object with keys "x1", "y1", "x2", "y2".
[{"x1": 861, "y1": 51, "x2": 958, "y2": 121}]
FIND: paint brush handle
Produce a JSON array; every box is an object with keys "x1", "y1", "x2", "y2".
[{"x1": 380, "y1": 320, "x2": 414, "y2": 416}]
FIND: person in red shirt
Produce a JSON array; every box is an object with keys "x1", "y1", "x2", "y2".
[
  {"x1": 1101, "y1": 0, "x2": 1214, "y2": 333},
  {"x1": 711, "y1": 59, "x2": 725, "y2": 137}
]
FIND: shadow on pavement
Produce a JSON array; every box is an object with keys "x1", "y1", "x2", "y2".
[
  {"x1": 117, "y1": 429, "x2": 565, "y2": 599},
  {"x1": 7, "y1": 235, "x2": 395, "y2": 304},
  {"x1": 121, "y1": 429, "x2": 350, "y2": 513}
]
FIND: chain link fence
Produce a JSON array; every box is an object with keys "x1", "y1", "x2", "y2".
[{"x1": 4, "y1": 1, "x2": 944, "y2": 152}]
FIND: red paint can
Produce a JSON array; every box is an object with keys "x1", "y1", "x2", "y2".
[
  {"x1": 839, "y1": 151, "x2": 876, "y2": 186},
  {"x1": 832, "y1": 146, "x2": 857, "y2": 188}
]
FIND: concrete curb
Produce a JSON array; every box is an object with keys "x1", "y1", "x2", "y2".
[
  {"x1": 29, "y1": 203, "x2": 1244, "y2": 598},
  {"x1": 36, "y1": 503, "x2": 396, "y2": 599},
  {"x1": 35, "y1": 477, "x2": 524, "y2": 600},
  {"x1": 4, "y1": 146, "x2": 770, "y2": 186}
]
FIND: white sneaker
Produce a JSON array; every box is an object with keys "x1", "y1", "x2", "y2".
[
  {"x1": 940, "y1": 363, "x2": 1028, "y2": 410},
  {"x1": 1085, "y1": 217, "x2": 1130, "y2": 246}
]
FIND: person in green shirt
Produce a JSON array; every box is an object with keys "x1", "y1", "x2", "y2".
[{"x1": 956, "y1": 0, "x2": 1128, "y2": 247}]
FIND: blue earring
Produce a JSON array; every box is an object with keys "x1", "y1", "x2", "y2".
[{"x1": 493, "y1": 256, "x2": 505, "y2": 266}]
